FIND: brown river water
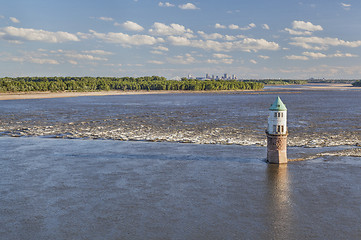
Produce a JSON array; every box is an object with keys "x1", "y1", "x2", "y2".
[{"x1": 0, "y1": 85, "x2": 360, "y2": 239}]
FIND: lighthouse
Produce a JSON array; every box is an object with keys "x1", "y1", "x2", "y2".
[{"x1": 266, "y1": 96, "x2": 288, "y2": 164}]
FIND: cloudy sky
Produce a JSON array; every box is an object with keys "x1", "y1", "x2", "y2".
[{"x1": 1, "y1": 0, "x2": 361, "y2": 79}]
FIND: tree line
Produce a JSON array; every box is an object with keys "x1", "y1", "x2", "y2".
[
  {"x1": 0, "y1": 76, "x2": 264, "y2": 92},
  {"x1": 352, "y1": 80, "x2": 361, "y2": 87}
]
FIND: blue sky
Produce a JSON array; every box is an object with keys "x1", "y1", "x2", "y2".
[{"x1": 1, "y1": 0, "x2": 361, "y2": 79}]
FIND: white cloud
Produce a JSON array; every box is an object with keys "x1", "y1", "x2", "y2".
[
  {"x1": 159, "y1": 2, "x2": 175, "y2": 7},
  {"x1": 89, "y1": 29, "x2": 164, "y2": 46},
  {"x1": 285, "y1": 21, "x2": 323, "y2": 36},
  {"x1": 68, "y1": 60, "x2": 78, "y2": 65},
  {"x1": 9, "y1": 17, "x2": 20, "y2": 23},
  {"x1": 290, "y1": 36, "x2": 361, "y2": 50},
  {"x1": 284, "y1": 28, "x2": 312, "y2": 36},
  {"x1": 153, "y1": 46, "x2": 169, "y2": 51},
  {"x1": 121, "y1": 21, "x2": 144, "y2": 32},
  {"x1": 341, "y1": 2, "x2": 351, "y2": 10},
  {"x1": 0, "y1": 26, "x2": 80, "y2": 43},
  {"x1": 228, "y1": 23, "x2": 256, "y2": 30},
  {"x1": 82, "y1": 50, "x2": 113, "y2": 55},
  {"x1": 167, "y1": 36, "x2": 191, "y2": 46},
  {"x1": 198, "y1": 31, "x2": 223, "y2": 40},
  {"x1": 148, "y1": 60, "x2": 165, "y2": 64},
  {"x1": 240, "y1": 23, "x2": 256, "y2": 30},
  {"x1": 167, "y1": 53, "x2": 196, "y2": 64},
  {"x1": 258, "y1": 55, "x2": 270, "y2": 59},
  {"x1": 149, "y1": 22, "x2": 194, "y2": 37},
  {"x1": 207, "y1": 58, "x2": 233, "y2": 64},
  {"x1": 7, "y1": 55, "x2": 59, "y2": 64},
  {"x1": 213, "y1": 53, "x2": 232, "y2": 58},
  {"x1": 303, "y1": 51, "x2": 357, "y2": 59},
  {"x1": 262, "y1": 24, "x2": 270, "y2": 30},
  {"x1": 215, "y1": 23, "x2": 226, "y2": 29},
  {"x1": 178, "y1": 3, "x2": 199, "y2": 10},
  {"x1": 98, "y1": 17, "x2": 114, "y2": 22},
  {"x1": 150, "y1": 50, "x2": 164, "y2": 55},
  {"x1": 331, "y1": 52, "x2": 357, "y2": 57},
  {"x1": 168, "y1": 36, "x2": 279, "y2": 52},
  {"x1": 292, "y1": 20, "x2": 323, "y2": 32},
  {"x1": 285, "y1": 55, "x2": 309, "y2": 60},
  {"x1": 228, "y1": 24, "x2": 239, "y2": 30},
  {"x1": 302, "y1": 51, "x2": 327, "y2": 59},
  {"x1": 64, "y1": 52, "x2": 108, "y2": 61},
  {"x1": 250, "y1": 59, "x2": 257, "y2": 64}
]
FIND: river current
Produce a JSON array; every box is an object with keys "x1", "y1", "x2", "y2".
[{"x1": 0, "y1": 85, "x2": 360, "y2": 239}]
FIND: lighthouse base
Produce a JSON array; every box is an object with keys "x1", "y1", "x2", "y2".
[{"x1": 267, "y1": 133, "x2": 288, "y2": 164}]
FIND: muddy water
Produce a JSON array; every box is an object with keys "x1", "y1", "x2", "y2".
[
  {"x1": 0, "y1": 88, "x2": 360, "y2": 149},
  {"x1": 0, "y1": 137, "x2": 360, "y2": 239},
  {"x1": 1, "y1": 87, "x2": 361, "y2": 239}
]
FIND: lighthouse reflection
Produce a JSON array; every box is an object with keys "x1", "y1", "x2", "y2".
[{"x1": 266, "y1": 164, "x2": 293, "y2": 239}]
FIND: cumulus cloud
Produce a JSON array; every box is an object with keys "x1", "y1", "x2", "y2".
[
  {"x1": 167, "y1": 53, "x2": 196, "y2": 64},
  {"x1": 149, "y1": 22, "x2": 194, "y2": 37},
  {"x1": 178, "y1": 3, "x2": 199, "y2": 10},
  {"x1": 158, "y1": 2, "x2": 175, "y2": 7},
  {"x1": 121, "y1": 21, "x2": 144, "y2": 32},
  {"x1": 89, "y1": 30, "x2": 164, "y2": 46},
  {"x1": 290, "y1": 36, "x2": 361, "y2": 50},
  {"x1": 228, "y1": 24, "x2": 239, "y2": 30},
  {"x1": 98, "y1": 17, "x2": 114, "y2": 21},
  {"x1": 285, "y1": 20, "x2": 323, "y2": 36},
  {"x1": 64, "y1": 52, "x2": 108, "y2": 61},
  {"x1": 6, "y1": 55, "x2": 59, "y2": 65},
  {"x1": 250, "y1": 59, "x2": 257, "y2": 64},
  {"x1": 284, "y1": 55, "x2": 309, "y2": 60},
  {"x1": 167, "y1": 36, "x2": 279, "y2": 52},
  {"x1": 215, "y1": 23, "x2": 226, "y2": 29},
  {"x1": 258, "y1": 55, "x2": 270, "y2": 59},
  {"x1": 207, "y1": 58, "x2": 233, "y2": 64},
  {"x1": 82, "y1": 50, "x2": 113, "y2": 55},
  {"x1": 284, "y1": 28, "x2": 312, "y2": 36},
  {"x1": 0, "y1": 26, "x2": 80, "y2": 43},
  {"x1": 148, "y1": 60, "x2": 165, "y2": 64},
  {"x1": 198, "y1": 31, "x2": 223, "y2": 40},
  {"x1": 303, "y1": 51, "x2": 357, "y2": 59},
  {"x1": 9, "y1": 17, "x2": 20, "y2": 23},
  {"x1": 228, "y1": 23, "x2": 256, "y2": 30},
  {"x1": 292, "y1": 20, "x2": 323, "y2": 31},
  {"x1": 213, "y1": 53, "x2": 232, "y2": 59},
  {"x1": 153, "y1": 45, "x2": 169, "y2": 51},
  {"x1": 302, "y1": 51, "x2": 327, "y2": 59},
  {"x1": 150, "y1": 50, "x2": 164, "y2": 55}
]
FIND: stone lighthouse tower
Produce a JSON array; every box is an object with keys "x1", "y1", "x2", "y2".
[{"x1": 266, "y1": 96, "x2": 288, "y2": 164}]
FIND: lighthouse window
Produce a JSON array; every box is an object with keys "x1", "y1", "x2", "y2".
[
  {"x1": 274, "y1": 112, "x2": 277, "y2": 117},
  {"x1": 281, "y1": 125, "x2": 284, "y2": 132},
  {"x1": 273, "y1": 125, "x2": 277, "y2": 133},
  {"x1": 277, "y1": 125, "x2": 281, "y2": 132}
]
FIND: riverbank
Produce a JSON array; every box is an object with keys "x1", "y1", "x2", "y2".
[{"x1": 1, "y1": 83, "x2": 360, "y2": 100}]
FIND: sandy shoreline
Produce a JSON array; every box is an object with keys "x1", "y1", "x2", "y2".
[
  {"x1": 0, "y1": 90, "x2": 185, "y2": 101},
  {"x1": 0, "y1": 83, "x2": 360, "y2": 100}
]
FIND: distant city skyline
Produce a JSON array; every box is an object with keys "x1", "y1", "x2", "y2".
[
  {"x1": 187, "y1": 73, "x2": 237, "y2": 80},
  {"x1": 1, "y1": 1, "x2": 361, "y2": 79}
]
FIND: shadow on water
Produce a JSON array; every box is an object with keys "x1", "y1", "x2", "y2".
[{"x1": 266, "y1": 164, "x2": 293, "y2": 239}]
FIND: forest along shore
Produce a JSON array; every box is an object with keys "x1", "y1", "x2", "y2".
[{"x1": 0, "y1": 84, "x2": 360, "y2": 100}]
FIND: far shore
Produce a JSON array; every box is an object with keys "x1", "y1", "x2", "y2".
[{"x1": 0, "y1": 83, "x2": 360, "y2": 100}]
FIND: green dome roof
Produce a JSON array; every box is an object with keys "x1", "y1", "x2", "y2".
[{"x1": 269, "y1": 96, "x2": 287, "y2": 111}]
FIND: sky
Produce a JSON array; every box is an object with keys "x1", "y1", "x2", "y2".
[{"x1": 1, "y1": 0, "x2": 361, "y2": 79}]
